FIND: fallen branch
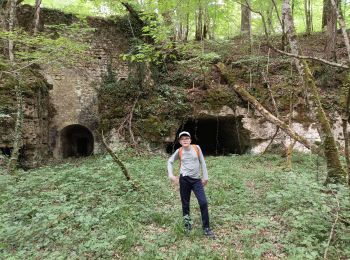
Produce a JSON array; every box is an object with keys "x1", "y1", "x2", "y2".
[
  {"x1": 262, "y1": 71, "x2": 280, "y2": 117},
  {"x1": 101, "y1": 131, "x2": 138, "y2": 190},
  {"x1": 269, "y1": 45, "x2": 349, "y2": 69},
  {"x1": 128, "y1": 95, "x2": 139, "y2": 147},
  {"x1": 261, "y1": 71, "x2": 283, "y2": 154},
  {"x1": 262, "y1": 127, "x2": 280, "y2": 154},
  {"x1": 116, "y1": 95, "x2": 139, "y2": 148}
]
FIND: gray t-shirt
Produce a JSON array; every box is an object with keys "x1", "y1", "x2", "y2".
[{"x1": 167, "y1": 145, "x2": 208, "y2": 180}]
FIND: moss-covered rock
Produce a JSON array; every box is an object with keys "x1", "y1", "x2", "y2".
[
  {"x1": 201, "y1": 85, "x2": 238, "y2": 111},
  {"x1": 98, "y1": 64, "x2": 191, "y2": 142},
  {"x1": 0, "y1": 68, "x2": 53, "y2": 168}
]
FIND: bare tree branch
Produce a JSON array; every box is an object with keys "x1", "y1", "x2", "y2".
[
  {"x1": 128, "y1": 95, "x2": 139, "y2": 147},
  {"x1": 261, "y1": 70, "x2": 283, "y2": 154},
  {"x1": 262, "y1": 127, "x2": 280, "y2": 154},
  {"x1": 101, "y1": 131, "x2": 138, "y2": 190},
  {"x1": 269, "y1": 44, "x2": 349, "y2": 69},
  {"x1": 271, "y1": 0, "x2": 283, "y2": 29}
]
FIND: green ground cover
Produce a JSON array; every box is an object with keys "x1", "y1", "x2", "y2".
[{"x1": 1, "y1": 152, "x2": 350, "y2": 259}]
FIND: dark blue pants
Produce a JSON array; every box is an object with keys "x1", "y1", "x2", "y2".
[{"x1": 179, "y1": 175, "x2": 210, "y2": 228}]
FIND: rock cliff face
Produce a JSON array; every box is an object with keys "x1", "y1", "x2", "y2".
[
  {"x1": 16, "y1": 5, "x2": 131, "y2": 160},
  {"x1": 165, "y1": 105, "x2": 346, "y2": 156},
  {"x1": 0, "y1": 70, "x2": 52, "y2": 168}
]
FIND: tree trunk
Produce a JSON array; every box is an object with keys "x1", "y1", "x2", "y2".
[
  {"x1": 283, "y1": 0, "x2": 346, "y2": 183},
  {"x1": 241, "y1": 1, "x2": 252, "y2": 52},
  {"x1": 267, "y1": 3, "x2": 275, "y2": 35},
  {"x1": 175, "y1": 0, "x2": 189, "y2": 43},
  {"x1": 210, "y1": 1, "x2": 217, "y2": 40},
  {"x1": 282, "y1": 0, "x2": 303, "y2": 73},
  {"x1": 203, "y1": 5, "x2": 209, "y2": 40},
  {"x1": 304, "y1": 0, "x2": 312, "y2": 35},
  {"x1": 329, "y1": 0, "x2": 350, "y2": 185},
  {"x1": 303, "y1": 61, "x2": 346, "y2": 182},
  {"x1": 121, "y1": 2, "x2": 153, "y2": 43},
  {"x1": 330, "y1": 0, "x2": 350, "y2": 60},
  {"x1": 325, "y1": 0, "x2": 337, "y2": 61},
  {"x1": 0, "y1": 1, "x2": 7, "y2": 29},
  {"x1": 342, "y1": 84, "x2": 350, "y2": 185},
  {"x1": 8, "y1": 0, "x2": 16, "y2": 62},
  {"x1": 241, "y1": 2, "x2": 251, "y2": 37},
  {"x1": 177, "y1": 1, "x2": 190, "y2": 42},
  {"x1": 184, "y1": 11, "x2": 189, "y2": 42},
  {"x1": 0, "y1": 1, "x2": 8, "y2": 56},
  {"x1": 322, "y1": 0, "x2": 331, "y2": 29},
  {"x1": 195, "y1": 3, "x2": 203, "y2": 41},
  {"x1": 271, "y1": 0, "x2": 287, "y2": 50},
  {"x1": 33, "y1": 0, "x2": 42, "y2": 35},
  {"x1": 162, "y1": 11, "x2": 175, "y2": 41}
]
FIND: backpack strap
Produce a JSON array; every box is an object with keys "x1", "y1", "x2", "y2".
[
  {"x1": 179, "y1": 145, "x2": 200, "y2": 167},
  {"x1": 192, "y1": 144, "x2": 200, "y2": 158}
]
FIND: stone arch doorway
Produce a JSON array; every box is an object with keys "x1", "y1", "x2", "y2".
[
  {"x1": 60, "y1": 124, "x2": 94, "y2": 158},
  {"x1": 166, "y1": 116, "x2": 251, "y2": 156}
]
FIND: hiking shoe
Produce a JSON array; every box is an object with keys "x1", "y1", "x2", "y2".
[
  {"x1": 203, "y1": 228, "x2": 216, "y2": 239},
  {"x1": 183, "y1": 215, "x2": 192, "y2": 233},
  {"x1": 184, "y1": 223, "x2": 192, "y2": 233}
]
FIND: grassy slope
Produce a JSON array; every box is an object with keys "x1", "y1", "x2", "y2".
[{"x1": 1, "y1": 153, "x2": 349, "y2": 259}]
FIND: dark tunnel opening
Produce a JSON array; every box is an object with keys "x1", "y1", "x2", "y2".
[
  {"x1": 60, "y1": 124, "x2": 94, "y2": 158},
  {"x1": 166, "y1": 116, "x2": 251, "y2": 156},
  {"x1": 1, "y1": 147, "x2": 12, "y2": 157}
]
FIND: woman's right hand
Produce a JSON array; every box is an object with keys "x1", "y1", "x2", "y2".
[{"x1": 170, "y1": 175, "x2": 179, "y2": 184}]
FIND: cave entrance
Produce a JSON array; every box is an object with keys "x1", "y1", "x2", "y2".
[
  {"x1": 1, "y1": 147, "x2": 12, "y2": 157},
  {"x1": 60, "y1": 124, "x2": 94, "y2": 158},
  {"x1": 166, "y1": 116, "x2": 251, "y2": 156}
]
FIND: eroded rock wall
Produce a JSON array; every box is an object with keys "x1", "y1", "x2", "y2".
[
  {"x1": 12, "y1": 5, "x2": 348, "y2": 162},
  {"x1": 191, "y1": 105, "x2": 346, "y2": 155},
  {"x1": 18, "y1": 5, "x2": 131, "y2": 158},
  {"x1": 0, "y1": 71, "x2": 52, "y2": 168}
]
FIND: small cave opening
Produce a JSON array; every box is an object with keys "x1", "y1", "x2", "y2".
[
  {"x1": 166, "y1": 116, "x2": 251, "y2": 156},
  {"x1": 1, "y1": 147, "x2": 12, "y2": 157},
  {"x1": 60, "y1": 124, "x2": 94, "y2": 158}
]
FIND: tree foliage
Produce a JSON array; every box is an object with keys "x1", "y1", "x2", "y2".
[{"x1": 20, "y1": 0, "x2": 333, "y2": 39}]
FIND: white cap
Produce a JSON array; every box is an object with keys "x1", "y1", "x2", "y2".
[{"x1": 178, "y1": 131, "x2": 191, "y2": 138}]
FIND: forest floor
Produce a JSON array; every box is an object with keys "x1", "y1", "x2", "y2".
[{"x1": 1, "y1": 152, "x2": 350, "y2": 259}]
